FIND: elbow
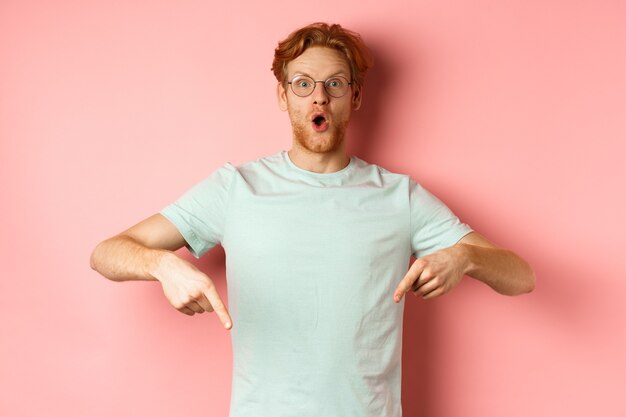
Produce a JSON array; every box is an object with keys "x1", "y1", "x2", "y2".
[
  {"x1": 89, "y1": 243, "x2": 100, "y2": 272},
  {"x1": 497, "y1": 262, "x2": 535, "y2": 296},
  {"x1": 517, "y1": 275, "x2": 535, "y2": 295},
  {"x1": 523, "y1": 255, "x2": 536, "y2": 293},
  {"x1": 517, "y1": 263, "x2": 536, "y2": 295},
  {"x1": 525, "y1": 268, "x2": 536, "y2": 293},
  {"x1": 90, "y1": 241, "x2": 106, "y2": 274},
  {"x1": 90, "y1": 241, "x2": 118, "y2": 282}
]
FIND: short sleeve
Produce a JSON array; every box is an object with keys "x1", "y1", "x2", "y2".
[
  {"x1": 410, "y1": 179, "x2": 473, "y2": 258},
  {"x1": 160, "y1": 163, "x2": 236, "y2": 258}
]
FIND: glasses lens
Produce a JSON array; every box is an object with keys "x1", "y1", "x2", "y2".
[
  {"x1": 290, "y1": 76, "x2": 314, "y2": 97},
  {"x1": 325, "y1": 77, "x2": 349, "y2": 98}
]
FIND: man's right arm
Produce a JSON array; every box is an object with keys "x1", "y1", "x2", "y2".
[{"x1": 90, "y1": 214, "x2": 232, "y2": 329}]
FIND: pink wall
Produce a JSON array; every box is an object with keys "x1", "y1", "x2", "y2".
[{"x1": 1, "y1": 1, "x2": 625, "y2": 416}]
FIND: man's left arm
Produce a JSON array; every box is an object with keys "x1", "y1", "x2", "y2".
[{"x1": 394, "y1": 231, "x2": 535, "y2": 302}]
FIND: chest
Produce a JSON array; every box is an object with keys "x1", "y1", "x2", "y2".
[{"x1": 223, "y1": 184, "x2": 409, "y2": 263}]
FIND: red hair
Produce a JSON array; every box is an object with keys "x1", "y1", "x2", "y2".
[{"x1": 271, "y1": 22, "x2": 373, "y2": 89}]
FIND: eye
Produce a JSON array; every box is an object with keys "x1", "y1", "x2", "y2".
[
  {"x1": 326, "y1": 78, "x2": 344, "y2": 89},
  {"x1": 292, "y1": 76, "x2": 313, "y2": 89}
]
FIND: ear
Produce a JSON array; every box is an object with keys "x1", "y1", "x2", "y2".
[
  {"x1": 352, "y1": 86, "x2": 362, "y2": 110},
  {"x1": 277, "y1": 83, "x2": 288, "y2": 111}
]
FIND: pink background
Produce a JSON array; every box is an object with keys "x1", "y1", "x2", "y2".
[{"x1": 1, "y1": 1, "x2": 625, "y2": 416}]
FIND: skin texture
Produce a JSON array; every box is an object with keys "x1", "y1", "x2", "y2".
[
  {"x1": 393, "y1": 231, "x2": 535, "y2": 302},
  {"x1": 90, "y1": 44, "x2": 535, "y2": 331},
  {"x1": 277, "y1": 47, "x2": 361, "y2": 174},
  {"x1": 90, "y1": 214, "x2": 233, "y2": 329}
]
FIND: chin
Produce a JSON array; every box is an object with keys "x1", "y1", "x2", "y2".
[
  {"x1": 293, "y1": 124, "x2": 347, "y2": 154},
  {"x1": 297, "y1": 133, "x2": 343, "y2": 154}
]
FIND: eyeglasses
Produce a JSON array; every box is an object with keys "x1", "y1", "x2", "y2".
[{"x1": 287, "y1": 75, "x2": 352, "y2": 98}]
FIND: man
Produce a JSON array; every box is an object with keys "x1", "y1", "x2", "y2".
[{"x1": 91, "y1": 22, "x2": 534, "y2": 417}]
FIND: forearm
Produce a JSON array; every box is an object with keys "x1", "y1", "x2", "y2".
[
  {"x1": 458, "y1": 243, "x2": 535, "y2": 295},
  {"x1": 90, "y1": 235, "x2": 168, "y2": 282}
]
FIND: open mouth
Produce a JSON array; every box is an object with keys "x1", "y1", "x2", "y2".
[
  {"x1": 313, "y1": 115, "x2": 326, "y2": 126},
  {"x1": 311, "y1": 113, "x2": 329, "y2": 132}
]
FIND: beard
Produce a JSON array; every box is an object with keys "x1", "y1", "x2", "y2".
[{"x1": 290, "y1": 116, "x2": 348, "y2": 154}]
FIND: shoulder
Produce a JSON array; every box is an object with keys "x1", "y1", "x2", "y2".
[
  {"x1": 229, "y1": 151, "x2": 283, "y2": 174},
  {"x1": 351, "y1": 155, "x2": 413, "y2": 187}
]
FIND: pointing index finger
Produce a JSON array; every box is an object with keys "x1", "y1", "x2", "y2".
[
  {"x1": 203, "y1": 286, "x2": 233, "y2": 330},
  {"x1": 393, "y1": 260, "x2": 425, "y2": 303}
]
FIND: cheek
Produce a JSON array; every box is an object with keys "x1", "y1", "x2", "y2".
[
  {"x1": 286, "y1": 105, "x2": 306, "y2": 124},
  {"x1": 334, "y1": 105, "x2": 353, "y2": 123}
]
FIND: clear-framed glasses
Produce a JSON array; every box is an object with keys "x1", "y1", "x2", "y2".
[{"x1": 287, "y1": 75, "x2": 352, "y2": 98}]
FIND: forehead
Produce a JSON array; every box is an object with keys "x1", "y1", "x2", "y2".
[{"x1": 286, "y1": 47, "x2": 350, "y2": 78}]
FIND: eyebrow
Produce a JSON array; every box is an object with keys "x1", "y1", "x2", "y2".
[{"x1": 291, "y1": 71, "x2": 350, "y2": 80}]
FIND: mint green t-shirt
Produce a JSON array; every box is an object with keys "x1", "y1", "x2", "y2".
[{"x1": 161, "y1": 150, "x2": 472, "y2": 417}]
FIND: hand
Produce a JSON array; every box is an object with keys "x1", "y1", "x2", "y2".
[
  {"x1": 153, "y1": 252, "x2": 232, "y2": 329},
  {"x1": 393, "y1": 245, "x2": 469, "y2": 302}
]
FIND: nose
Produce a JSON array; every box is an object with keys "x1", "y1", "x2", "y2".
[{"x1": 312, "y1": 81, "x2": 329, "y2": 105}]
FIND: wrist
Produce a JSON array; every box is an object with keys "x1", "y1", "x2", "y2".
[
  {"x1": 146, "y1": 249, "x2": 172, "y2": 282},
  {"x1": 456, "y1": 243, "x2": 475, "y2": 276}
]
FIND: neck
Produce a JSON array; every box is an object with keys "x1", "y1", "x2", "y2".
[{"x1": 287, "y1": 143, "x2": 350, "y2": 174}]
